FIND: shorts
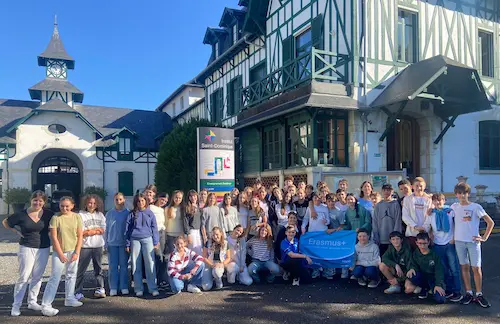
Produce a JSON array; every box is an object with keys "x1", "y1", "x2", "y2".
[{"x1": 455, "y1": 241, "x2": 481, "y2": 267}]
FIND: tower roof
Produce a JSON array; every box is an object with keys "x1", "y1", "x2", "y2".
[{"x1": 37, "y1": 16, "x2": 75, "y2": 69}]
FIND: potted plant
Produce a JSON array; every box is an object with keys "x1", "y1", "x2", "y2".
[{"x1": 4, "y1": 187, "x2": 32, "y2": 213}]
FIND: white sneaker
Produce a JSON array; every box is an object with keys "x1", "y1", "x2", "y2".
[
  {"x1": 42, "y1": 306, "x2": 59, "y2": 317},
  {"x1": 151, "y1": 291, "x2": 159, "y2": 297},
  {"x1": 28, "y1": 303, "x2": 42, "y2": 311},
  {"x1": 121, "y1": 289, "x2": 129, "y2": 295},
  {"x1": 94, "y1": 288, "x2": 106, "y2": 298},
  {"x1": 64, "y1": 299, "x2": 83, "y2": 307},
  {"x1": 11, "y1": 307, "x2": 20, "y2": 316},
  {"x1": 413, "y1": 286, "x2": 422, "y2": 294},
  {"x1": 187, "y1": 284, "x2": 202, "y2": 294},
  {"x1": 282, "y1": 272, "x2": 290, "y2": 281},
  {"x1": 292, "y1": 278, "x2": 300, "y2": 286},
  {"x1": 135, "y1": 291, "x2": 143, "y2": 297},
  {"x1": 110, "y1": 289, "x2": 118, "y2": 296},
  {"x1": 74, "y1": 292, "x2": 84, "y2": 301},
  {"x1": 368, "y1": 279, "x2": 381, "y2": 288}
]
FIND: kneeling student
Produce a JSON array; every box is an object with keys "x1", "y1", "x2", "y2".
[
  {"x1": 350, "y1": 229, "x2": 381, "y2": 288},
  {"x1": 406, "y1": 232, "x2": 446, "y2": 304},
  {"x1": 379, "y1": 231, "x2": 413, "y2": 294},
  {"x1": 280, "y1": 225, "x2": 312, "y2": 286}
]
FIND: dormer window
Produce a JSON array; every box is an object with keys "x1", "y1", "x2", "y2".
[
  {"x1": 118, "y1": 137, "x2": 133, "y2": 161},
  {"x1": 233, "y1": 24, "x2": 238, "y2": 44}
]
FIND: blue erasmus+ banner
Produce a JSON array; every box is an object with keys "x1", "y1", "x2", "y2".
[{"x1": 299, "y1": 231, "x2": 357, "y2": 269}]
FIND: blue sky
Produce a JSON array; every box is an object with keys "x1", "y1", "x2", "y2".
[{"x1": 0, "y1": 0, "x2": 240, "y2": 110}]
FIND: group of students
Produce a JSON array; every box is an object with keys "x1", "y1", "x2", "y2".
[{"x1": 3, "y1": 176, "x2": 495, "y2": 318}]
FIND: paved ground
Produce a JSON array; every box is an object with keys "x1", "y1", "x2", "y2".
[{"x1": 1, "y1": 215, "x2": 499, "y2": 324}]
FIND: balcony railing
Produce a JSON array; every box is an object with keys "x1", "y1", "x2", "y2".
[{"x1": 242, "y1": 47, "x2": 349, "y2": 108}]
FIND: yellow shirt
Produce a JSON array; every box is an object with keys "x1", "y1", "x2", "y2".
[{"x1": 49, "y1": 212, "x2": 83, "y2": 252}]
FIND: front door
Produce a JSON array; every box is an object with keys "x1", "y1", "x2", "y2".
[{"x1": 386, "y1": 116, "x2": 420, "y2": 179}]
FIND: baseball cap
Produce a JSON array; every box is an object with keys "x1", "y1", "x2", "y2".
[{"x1": 381, "y1": 183, "x2": 393, "y2": 190}]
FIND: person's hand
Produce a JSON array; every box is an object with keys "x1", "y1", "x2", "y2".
[
  {"x1": 183, "y1": 273, "x2": 193, "y2": 280},
  {"x1": 426, "y1": 208, "x2": 433, "y2": 216},
  {"x1": 388, "y1": 278, "x2": 398, "y2": 286},
  {"x1": 58, "y1": 253, "x2": 68, "y2": 263},
  {"x1": 154, "y1": 244, "x2": 160, "y2": 250},
  {"x1": 322, "y1": 218, "x2": 328, "y2": 225},
  {"x1": 190, "y1": 267, "x2": 199, "y2": 276},
  {"x1": 355, "y1": 228, "x2": 359, "y2": 232},
  {"x1": 305, "y1": 256, "x2": 312, "y2": 265},
  {"x1": 349, "y1": 266, "x2": 354, "y2": 271},
  {"x1": 434, "y1": 286, "x2": 445, "y2": 296},
  {"x1": 450, "y1": 239, "x2": 455, "y2": 244},
  {"x1": 473, "y1": 236, "x2": 486, "y2": 242},
  {"x1": 301, "y1": 228, "x2": 306, "y2": 235},
  {"x1": 126, "y1": 247, "x2": 130, "y2": 253},
  {"x1": 406, "y1": 269, "x2": 416, "y2": 278},
  {"x1": 395, "y1": 264, "x2": 403, "y2": 278},
  {"x1": 188, "y1": 235, "x2": 193, "y2": 245},
  {"x1": 71, "y1": 253, "x2": 79, "y2": 262},
  {"x1": 414, "y1": 226, "x2": 425, "y2": 232},
  {"x1": 97, "y1": 228, "x2": 105, "y2": 235},
  {"x1": 326, "y1": 229, "x2": 334, "y2": 234}
]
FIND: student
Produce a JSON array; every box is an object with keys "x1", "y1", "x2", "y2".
[
  {"x1": 149, "y1": 191, "x2": 168, "y2": 290},
  {"x1": 379, "y1": 231, "x2": 413, "y2": 294},
  {"x1": 125, "y1": 193, "x2": 160, "y2": 297},
  {"x1": 275, "y1": 191, "x2": 295, "y2": 231},
  {"x1": 293, "y1": 189, "x2": 309, "y2": 228},
  {"x1": 165, "y1": 191, "x2": 187, "y2": 254},
  {"x1": 253, "y1": 178, "x2": 263, "y2": 192},
  {"x1": 3, "y1": 191, "x2": 54, "y2": 317},
  {"x1": 344, "y1": 194, "x2": 372, "y2": 235},
  {"x1": 220, "y1": 193, "x2": 239, "y2": 236},
  {"x1": 305, "y1": 184, "x2": 314, "y2": 202},
  {"x1": 358, "y1": 181, "x2": 374, "y2": 212},
  {"x1": 284, "y1": 175, "x2": 294, "y2": 192},
  {"x1": 281, "y1": 225, "x2": 312, "y2": 286},
  {"x1": 248, "y1": 196, "x2": 267, "y2": 238},
  {"x1": 406, "y1": 232, "x2": 446, "y2": 304},
  {"x1": 230, "y1": 188, "x2": 240, "y2": 206},
  {"x1": 397, "y1": 179, "x2": 412, "y2": 234},
  {"x1": 402, "y1": 177, "x2": 432, "y2": 249},
  {"x1": 199, "y1": 189, "x2": 208, "y2": 209},
  {"x1": 297, "y1": 181, "x2": 306, "y2": 192},
  {"x1": 243, "y1": 186, "x2": 254, "y2": 202},
  {"x1": 350, "y1": 229, "x2": 381, "y2": 288},
  {"x1": 105, "y1": 193, "x2": 130, "y2": 296},
  {"x1": 185, "y1": 190, "x2": 203, "y2": 254},
  {"x1": 372, "y1": 184, "x2": 402, "y2": 256},
  {"x1": 156, "y1": 192, "x2": 169, "y2": 208},
  {"x1": 202, "y1": 227, "x2": 232, "y2": 290},
  {"x1": 226, "y1": 225, "x2": 253, "y2": 286},
  {"x1": 236, "y1": 192, "x2": 250, "y2": 236},
  {"x1": 274, "y1": 211, "x2": 301, "y2": 263},
  {"x1": 451, "y1": 182, "x2": 495, "y2": 308},
  {"x1": 326, "y1": 194, "x2": 346, "y2": 233},
  {"x1": 41, "y1": 197, "x2": 83, "y2": 317},
  {"x1": 335, "y1": 189, "x2": 348, "y2": 212},
  {"x1": 247, "y1": 225, "x2": 280, "y2": 283},
  {"x1": 201, "y1": 193, "x2": 224, "y2": 244},
  {"x1": 167, "y1": 236, "x2": 204, "y2": 294},
  {"x1": 369, "y1": 192, "x2": 382, "y2": 212},
  {"x1": 423, "y1": 193, "x2": 462, "y2": 302},
  {"x1": 75, "y1": 194, "x2": 106, "y2": 300},
  {"x1": 257, "y1": 187, "x2": 270, "y2": 221}
]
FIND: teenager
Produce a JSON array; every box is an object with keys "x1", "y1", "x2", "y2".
[
  {"x1": 202, "y1": 227, "x2": 232, "y2": 290},
  {"x1": 284, "y1": 175, "x2": 294, "y2": 192},
  {"x1": 274, "y1": 211, "x2": 300, "y2": 263},
  {"x1": 75, "y1": 194, "x2": 106, "y2": 300},
  {"x1": 165, "y1": 190, "x2": 186, "y2": 254},
  {"x1": 350, "y1": 229, "x2": 381, "y2": 288},
  {"x1": 226, "y1": 225, "x2": 253, "y2": 286},
  {"x1": 125, "y1": 193, "x2": 160, "y2": 297},
  {"x1": 344, "y1": 194, "x2": 372, "y2": 235},
  {"x1": 105, "y1": 193, "x2": 130, "y2": 296},
  {"x1": 402, "y1": 177, "x2": 432, "y2": 249},
  {"x1": 358, "y1": 181, "x2": 374, "y2": 212},
  {"x1": 379, "y1": 231, "x2": 413, "y2": 294},
  {"x1": 293, "y1": 188, "x2": 309, "y2": 228},
  {"x1": 275, "y1": 191, "x2": 295, "y2": 232},
  {"x1": 335, "y1": 189, "x2": 348, "y2": 212},
  {"x1": 236, "y1": 192, "x2": 250, "y2": 236},
  {"x1": 4, "y1": 191, "x2": 53, "y2": 316},
  {"x1": 248, "y1": 196, "x2": 267, "y2": 238},
  {"x1": 281, "y1": 225, "x2": 312, "y2": 286},
  {"x1": 148, "y1": 189, "x2": 168, "y2": 290},
  {"x1": 338, "y1": 178, "x2": 349, "y2": 192},
  {"x1": 220, "y1": 193, "x2": 239, "y2": 236},
  {"x1": 167, "y1": 236, "x2": 204, "y2": 294},
  {"x1": 41, "y1": 197, "x2": 83, "y2": 317},
  {"x1": 199, "y1": 189, "x2": 208, "y2": 209},
  {"x1": 372, "y1": 184, "x2": 402, "y2": 256},
  {"x1": 230, "y1": 188, "x2": 240, "y2": 206},
  {"x1": 397, "y1": 179, "x2": 412, "y2": 235},
  {"x1": 201, "y1": 193, "x2": 224, "y2": 244},
  {"x1": 156, "y1": 192, "x2": 169, "y2": 208},
  {"x1": 247, "y1": 225, "x2": 280, "y2": 283},
  {"x1": 185, "y1": 190, "x2": 203, "y2": 254}
]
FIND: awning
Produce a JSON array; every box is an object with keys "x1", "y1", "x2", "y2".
[{"x1": 362, "y1": 55, "x2": 492, "y2": 143}]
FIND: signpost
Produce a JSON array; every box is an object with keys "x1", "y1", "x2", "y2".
[{"x1": 197, "y1": 127, "x2": 235, "y2": 202}]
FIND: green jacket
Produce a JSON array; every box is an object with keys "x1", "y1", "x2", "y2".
[
  {"x1": 344, "y1": 205, "x2": 372, "y2": 234},
  {"x1": 381, "y1": 241, "x2": 412, "y2": 272},
  {"x1": 409, "y1": 248, "x2": 445, "y2": 288}
]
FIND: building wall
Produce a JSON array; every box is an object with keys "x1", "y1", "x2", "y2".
[
  {"x1": 175, "y1": 98, "x2": 208, "y2": 125},
  {"x1": 160, "y1": 87, "x2": 205, "y2": 118}
]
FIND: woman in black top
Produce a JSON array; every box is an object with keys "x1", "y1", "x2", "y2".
[{"x1": 2, "y1": 190, "x2": 54, "y2": 317}]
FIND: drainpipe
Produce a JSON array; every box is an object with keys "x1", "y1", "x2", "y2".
[
  {"x1": 362, "y1": 0, "x2": 368, "y2": 173},
  {"x1": 440, "y1": 120, "x2": 444, "y2": 192},
  {"x1": 102, "y1": 147, "x2": 106, "y2": 207}
]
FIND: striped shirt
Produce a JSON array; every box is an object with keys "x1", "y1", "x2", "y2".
[
  {"x1": 247, "y1": 237, "x2": 274, "y2": 262},
  {"x1": 167, "y1": 247, "x2": 204, "y2": 279}
]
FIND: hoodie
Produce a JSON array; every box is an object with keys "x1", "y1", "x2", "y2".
[
  {"x1": 354, "y1": 241, "x2": 381, "y2": 267},
  {"x1": 125, "y1": 207, "x2": 159, "y2": 248},
  {"x1": 381, "y1": 240, "x2": 413, "y2": 272},
  {"x1": 372, "y1": 200, "x2": 402, "y2": 244},
  {"x1": 410, "y1": 248, "x2": 445, "y2": 288},
  {"x1": 105, "y1": 208, "x2": 129, "y2": 247}
]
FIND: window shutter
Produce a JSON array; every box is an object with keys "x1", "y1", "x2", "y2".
[
  {"x1": 210, "y1": 92, "x2": 216, "y2": 122},
  {"x1": 282, "y1": 36, "x2": 294, "y2": 87},
  {"x1": 311, "y1": 14, "x2": 324, "y2": 50},
  {"x1": 227, "y1": 81, "x2": 234, "y2": 116},
  {"x1": 235, "y1": 76, "x2": 243, "y2": 113},
  {"x1": 218, "y1": 89, "x2": 224, "y2": 122},
  {"x1": 118, "y1": 171, "x2": 134, "y2": 196}
]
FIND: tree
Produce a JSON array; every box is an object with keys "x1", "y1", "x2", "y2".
[{"x1": 155, "y1": 118, "x2": 216, "y2": 196}]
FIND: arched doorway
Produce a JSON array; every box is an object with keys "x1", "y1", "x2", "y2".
[
  {"x1": 32, "y1": 149, "x2": 83, "y2": 206},
  {"x1": 386, "y1": 116, "x2": 420, "y2": 179}
]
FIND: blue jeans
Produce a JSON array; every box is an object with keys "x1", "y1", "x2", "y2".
[
  {"x1": 352, "y1": 265, "x2": 379, "y2": 281},
  {"x1": 409, "y1": 272, "x2": 446, "y2": 304},
  {"x1": 248, "y1": 259, "x2": 280, "y2": 283},
  {"x1": 169, "y1": 262, "x2": 205, "y2": 293},
  {"x1": 131, "y1": 237, "x2": 157, "y2": 293},
  {"x1": 108, "y1": 246, "x2": 130, "y2": 291},
  {"x1": 432, "y1": 243, "x2": 461, "y2": 294}
]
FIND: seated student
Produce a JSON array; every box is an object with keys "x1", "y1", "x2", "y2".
[
  {"x1": 379, "y1": 231, "x2": 413, "y2": 294},
  {"x1": 350, "y1": 229, "x2": 381, "y2": 288},
  {"x1": 280, "y1": 225, "x2": 312, "y2": 286},
  {"x1": 406, "y1": 232, "x2": 446, "y2": 304},
  {"x1": 247, "y1": 225, "x2": 280, "y2": 283},
  {"x1": 274, "y1": 211, "x2": 300, "y2": 264},
  {"x1": 424, "y1": 193, "x2": 462, "y2": 302},
  {"x1": 372, "y1": 184, "x2": 402, "y2": 257},
  {"x1": 202, "y1": 227, "x2": 232, "y2": 290},
  {"x1": 226, "y1": 225, "x2": 253, "y2": 286},
  {"x1": 167, "y1": 236, "x2": 204, "y2": 294}
]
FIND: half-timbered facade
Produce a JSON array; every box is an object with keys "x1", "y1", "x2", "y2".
[
  {"x1": 192, "y1": 0, "x2": 499, "y2": 194},
  {"x1": 0, "y1": 21, "x2": 172, "y2": 212}
]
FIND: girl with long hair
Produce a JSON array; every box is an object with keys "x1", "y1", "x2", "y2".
[
  {"x1": 202, "y1": 227, "x2": 232, "y2": 290},
  {"x1": 358, "y1": 181, "x2": 374, "y2": 212},
  {"x1": 226, "y1": 225, "x2": 253, "y2": 286},
  {"x1": 167, "y1": 236, "x2": 204, "y2": 294},
  {"x1": 230, "y1": 188, "x2": 240, "y2": 206},
  {"x1": 185, "y1": 190, "x2": 203, "y2": 254},
  {"x1": 248, "y1": 196, "x2": 267, "y2": 238},
  {"x1": 165, "y1": 191, "x2": 187, "y2": 254},
  {"x1": 3, "y1": 191, "x2": 54, "y2": 316},
  {"x1": 344, "y1": 194, "x2": 372, "y2": 234},
  {"x1": 220, "y1": 193, "x2": 239, "y2": 236},
  {"x1": 236, "y1": 191, "x2": 250, "y2": 236},
  {"x1": 125, "y1": 193, "x2": 160, "y2": 297},
  {"x1": 201, "y1": 193, "x2": 224, "y2": 244},
  {"x1": 198, "y1": 189, "x2": 208, "y2": 209},
  {"x1": 41, "y1": 197, "x2": 83, "y2": 317},
  {"x1": 246, "y1": 224, "x2": 280, "y2": 283},
  {"x1": 275, "y1": 191, "x2": 295, "y2": 231},
  {"x1": 75, "y1": 194, "x2": 106, "y2": 300}
]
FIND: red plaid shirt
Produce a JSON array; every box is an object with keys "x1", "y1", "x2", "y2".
[{"x1": 167, "y1": 248, "x2": 204, "y2": 279}]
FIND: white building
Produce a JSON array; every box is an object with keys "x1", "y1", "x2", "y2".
[
  {"x1": 0, "y1": 21, "x2": 172, "y2": 213},
  {"x1": 155, "y1": 83, "x2": 206, "y2": 124}
]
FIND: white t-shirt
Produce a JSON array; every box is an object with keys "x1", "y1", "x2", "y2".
[
  {"x1": 413, "y1": 196, "x2": 427, "y2": 227},
  {"x1": 79, "y1": 210, "x2": 106, "y2": 248},
  {"x1": 238, "y1": 206, "x2": 249, "y2": 228},
  {"x1": 426, "y1": 209, "x2": 455, "y2": 245},
  {"x1": 150, "y1": 205, "x2": 166, "y2": 232},
  {"x1": 451, "y1": 202, "x2": 487, "y2": 243}
]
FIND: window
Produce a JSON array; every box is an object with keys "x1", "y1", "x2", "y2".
[
  {"x1": 398, "y1": 9, "x2": 418, "y2": 63},
  {"x1": 479, "y1": 121, "x2": 500, "y2": 170},
  {"x1": 287, "y1": 117, "x2": 312, "y2": 167},
  {"x1": 210, "y1": 89, "x2": 223, "y2": 123},
  {"x1": 172, "y1": 102, "x2": 176, "y2": 116},
  {"x1": 295, "y1": 28, "x2": 312, "y2": 80},
  {"x1": 478, "y1": 31, "x2": 494, "y2": 77},
  {"x1": 118, "y1": 137, "x2": 132, "y2": 161},
  {"x1": 227, "y1": 76, "x2": 243, "y2": 116},
  {"x1": 180, "y1": 96, "x2": 185, "y2": 110},
  {"x1": 249, "y1": 61, "x2": 267, "y2": 86},
  {"x1": 316, "y1": 114, "x2": 348, "y2": 166},
  {"x1": 48, "y1": 124, "x2": 67, "y2": 134},
  {"x1": 233, "y1": 24, "x2": 239, "y2": 44},
  {"x1": 263, "y1": 125, "x2": 283, "y2": 170},
  {"x1": 118, "y1": 171, "x2": 134, "y2": 196}
]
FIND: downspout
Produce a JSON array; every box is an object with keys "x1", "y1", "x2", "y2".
[
  {"x1": 440, "y1": 121, "x2": 444, "y2": 192},
  {"x1": 362, "y1": 0, "x2": 369, "y2": 172},
  {"x1": 6, "y1": 145, "x2": 10, "y2": 215},
  {"x1": 147, "y1": 149, "x2": 150, "y2": 184},
  {"x1": 102, "y1": 147, "x2": 106, "y2": 206}
]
